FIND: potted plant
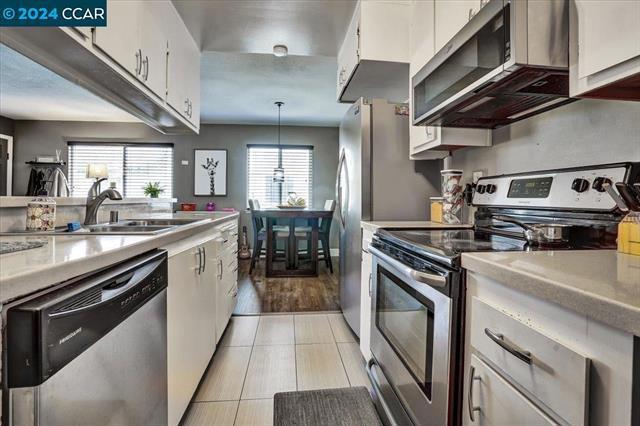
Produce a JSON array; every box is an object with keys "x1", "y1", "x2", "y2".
[{"x1": 143, "y1": 182, "x2": 164, "y2": 198}]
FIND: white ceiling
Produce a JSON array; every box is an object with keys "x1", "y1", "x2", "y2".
[
  {"x1": 200, "y1": 52, "x2": 348, "y2": 126},
  {"x1": 0, "y1": 44, "x2": 137, "y2": 123},
  {"x1": 172, "y1": 0, "x2": 356, "y2": 57},
  {"x1": 1, "y1": 1, "x2": 356, "y2": 127}
]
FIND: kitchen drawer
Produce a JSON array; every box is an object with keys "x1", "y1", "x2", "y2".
[
  {"x1": 470, "y1": 297, "x2": 589, "y2": 426},
  {"x1": 464, "y1": 354, "x2": 556, "y2": 426}
]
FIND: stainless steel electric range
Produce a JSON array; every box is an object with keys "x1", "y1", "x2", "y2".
[{"x1": 366, "y1": 162, "x2": 640, "y2": 426}]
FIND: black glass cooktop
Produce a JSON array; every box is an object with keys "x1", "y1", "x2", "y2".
[{"x1": 375, "y1": 228, "x2": 530, "y2": 266}]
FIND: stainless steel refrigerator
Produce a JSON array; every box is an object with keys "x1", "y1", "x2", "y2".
[{"x1": 336, "y1": 98, "x2": 439, "y2": 336}]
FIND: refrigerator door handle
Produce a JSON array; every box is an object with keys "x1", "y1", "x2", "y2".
[{"x1": 336, "y1": 148, "x2": 347, "y2": 229}]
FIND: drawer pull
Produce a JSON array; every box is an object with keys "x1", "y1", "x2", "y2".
[
  {"x1": 467, "y1": 365, "x2": 481, "y2": 422},
  {"x1": 484, "y1": 328, "x2": 532, "y2": 365}
]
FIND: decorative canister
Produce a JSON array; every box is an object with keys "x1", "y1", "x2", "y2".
[
  {"x1": 206, "y1": 202, "x2": 216, "y2": 211},
  {"x1": 26, "y1": 196, "x2": 57, "y2": 231},
  {"x1": 441, "y1": 169, "x2": 463, "y2": 224},
  {"x1": 180, "y1": 202, "x2": 197, "y2": 211}
]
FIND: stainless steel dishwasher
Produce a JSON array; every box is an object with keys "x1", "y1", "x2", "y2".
[{"x1": 5, "y1": 250, "x2": 168, "y2": 426}]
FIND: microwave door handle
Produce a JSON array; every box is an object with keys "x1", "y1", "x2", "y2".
[{"x1": 369, "y1": 246, "x2": 446, "y2": 288}]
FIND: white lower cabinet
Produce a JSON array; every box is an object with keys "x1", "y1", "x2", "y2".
[
  {"x1": 214, "y1": 222, "x2": 239, "y2": 343},
  {"x1": 166, "y1": 236, "x2": 216, "y2": 426},
  {"x1": 465, "y1": 271, "x2": 636, "y2": 426},
  {"x1": 359, "y1": 227, "x2": 374, "y2": 361},
  {"x1": 164, "y1": 218, "x2": 239, "y2": 425},
  {"x1": 465, "y1": 354, "x2": 556, "y2": 426}
]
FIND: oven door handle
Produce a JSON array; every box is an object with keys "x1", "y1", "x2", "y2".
[{"x1": 369, "y1": 246, "x2": 447, "y2": 288}]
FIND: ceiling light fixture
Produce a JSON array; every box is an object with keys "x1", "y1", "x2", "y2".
[
  {"x1": 273, "y1": 44, "x2": 288, "y2": 58},
  {"x1": 273, "y1": 101, "x2": 285, "y2": 183}
]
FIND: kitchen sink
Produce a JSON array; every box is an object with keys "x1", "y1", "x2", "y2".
[
  {"x1": 0, "y1": 218, "x2": 206, "y2": 236},
  {"x1": 86, "y1": 225, "x2": 175, "y2": 233}
]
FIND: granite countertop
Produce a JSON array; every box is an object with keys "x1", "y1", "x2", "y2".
[
  {"x1": 462, "y1": 250, "x2": 640, "y2": 336},
  {"x1": 361, "y1": 221, "x2": 472, "y2": 232},
  {"x1": 0, "y1": 211, "x2": 239, "y2": 304}
]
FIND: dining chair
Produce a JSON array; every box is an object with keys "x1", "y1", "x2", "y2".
[
  {"x1": 248, "y1": 199, "x2": 289, "y2": 273},
  {"x1": 295, "y1": 199, "x2": 336, "y2": 273}
]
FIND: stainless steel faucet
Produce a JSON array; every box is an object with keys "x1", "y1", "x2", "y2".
[{"x1": 84, "y1": 178, "x2": 123, "y2": 225}]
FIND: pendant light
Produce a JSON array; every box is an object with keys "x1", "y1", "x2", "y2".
[{"x1": 273, "y1": 101, "x2": 285, "y2": 183}]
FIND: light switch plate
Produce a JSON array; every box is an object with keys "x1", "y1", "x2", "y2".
[{"x1": 181, "y1": 160, "x2": 189, "y2": 166}]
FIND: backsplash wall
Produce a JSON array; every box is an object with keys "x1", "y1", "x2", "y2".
[{"x1": 448, "y1": 99, "x2": 640, "y2": 177}]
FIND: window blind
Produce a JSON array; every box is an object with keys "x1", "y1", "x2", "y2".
[
  {"x1": 247, "y1": 145, "x2": 313, "y2": 208},
  {"x1": 68, "y1": 143, "x2": 173, "y2": 198}
]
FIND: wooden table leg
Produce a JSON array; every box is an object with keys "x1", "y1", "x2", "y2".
[
  {"x1": 311, "y1": 218, "x2": 319, "y2": 276},
  {"x1": 266, "y1": 217, "x2": 274, "y2": 277}
]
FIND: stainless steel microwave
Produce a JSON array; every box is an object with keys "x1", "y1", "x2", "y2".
[{"x1": 412, "y1": 0, "x2": 573, "y2": 129}]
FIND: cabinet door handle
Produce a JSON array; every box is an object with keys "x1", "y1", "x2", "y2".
[
  {"x1": 184, "y1": 99, "x2": 189, "y2": 114},
  {"x1": 196, "y1": 247, "x2": 202, "y2": 274},
  {"x1": 467, "y1": 365, "x2": 481, "y2": 422},
  {"x1": 143, "y1": 55, "x2": 149, "y2": 81},
  {"x1": 218, "y1": 258, "x2": 223, "y2": 280},
  {"x1": 484, "y1": 328, "x2": 532, "y2": 364},
  {"x1": 135, "y1": 49, "x2": 142, "y2": 75},
  {"x1": 368, "y1": 273, "x2": 372, "y2": 297},
  {"x1": 202, "y1": 247, "x2": 206, "y2": 272},
  {"x1": 468, "y1": 8, "x2": 475, "y2": 21}
]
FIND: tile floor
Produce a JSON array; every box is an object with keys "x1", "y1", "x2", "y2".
[{"x1": 181, "y1": 313, "x2": 370, "y2": 426}]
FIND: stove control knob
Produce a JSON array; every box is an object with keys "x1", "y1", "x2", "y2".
[
  {"x1": 571, "y1": 178, "x2": 590, "y2": 193},
  {"x1": 592, "y1": 177, "x2": 612, "y2": 192},
  {"x1": 476, "y1": 184, "x2": 486, "y2": 194},
  {"x1": 486, "y1": 184, "x2": 497, "y2": 194}
]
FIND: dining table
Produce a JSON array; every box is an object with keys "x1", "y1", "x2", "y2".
[{"x1": 253, "y1": 207, "x2": 334, "y2": 277}]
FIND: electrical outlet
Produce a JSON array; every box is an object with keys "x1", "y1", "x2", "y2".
[{"x1": 472, "y1": 170, "x2": 485, "y2": 183}]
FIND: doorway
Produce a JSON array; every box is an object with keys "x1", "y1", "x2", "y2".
[{"x1": 0, "y1": 134, "x2": 13, "y2": 196}]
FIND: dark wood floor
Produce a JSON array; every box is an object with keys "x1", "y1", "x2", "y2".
[{"x1": 233, "y1": 257, "x2": 340, "y2": 315}]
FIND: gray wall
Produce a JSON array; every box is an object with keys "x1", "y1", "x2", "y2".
[
  {"x1": 0, "y1": 116, "x2": 15, "y2": 136},
  {"x1": 448, "y1": 99, "x2": 640, "y2": 177},
  {"x1": 12, "y1": 121, "x2": 340, "y2": 247}
]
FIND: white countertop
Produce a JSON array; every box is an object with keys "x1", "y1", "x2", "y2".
[
  {"x1": 0, "y1": 196, "x2": 176, "y2": 208},
  {"x1": 0, "y1": 212, "x2": 238, "y2": 304},
  {"x1": 361, "y1": 221, "x2": 472, "y2": 232},
  {"x1": 462, "y1": 250, "x2": 640, "y2": 336}
]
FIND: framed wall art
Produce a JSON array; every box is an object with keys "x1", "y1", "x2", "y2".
[{"x1": 194, "y1": 149, "x2": 228, "y2": 196}]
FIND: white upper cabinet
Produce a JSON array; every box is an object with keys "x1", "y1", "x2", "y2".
[
  {"x1": 337, "y1": 0, "x2": 411, "y2": 103},
  {"x1": 434, "y1": 0, "x2": 483, "y2": 52},
  {"x1": 408, "y1": 0, "x2": 490, "y2": 160},
  {"x1": 94, "y1": 0, "x2": 167, "y2": 99},
  {"x1": 570, "y1": 0, "x2": 640, "y2": 99},
  {"x1": 137, "y1": 1, "x2": 171, "y2": 99},
  {"x1": 93, "y1": 1, "x2": 141, "y2": 78},
  {"x1": 3, "y1": 0, "x2": 199, "y2": 134},
  {"x1": 166, "y1": 5, "x2": 201, "y2": 127}
]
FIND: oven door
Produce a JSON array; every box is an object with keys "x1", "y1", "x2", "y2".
[{"x1": 368, "y1": 246, "x2": 452, "y2": 426}]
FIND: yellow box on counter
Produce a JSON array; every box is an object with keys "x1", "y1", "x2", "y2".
[
  {"x1": 430, "y1": 197, "x2": 443, "y2": 223},
  {"x1": 618, "y1": 216, "x2": 640, "y2": 256}
]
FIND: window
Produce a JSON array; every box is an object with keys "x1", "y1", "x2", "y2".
[
  {"x1": 247, "y1": 145, "x2": 313, "y2": 208},
  {"x1": 68, "y1": 143, "x2": 173, "y2": 197}
]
